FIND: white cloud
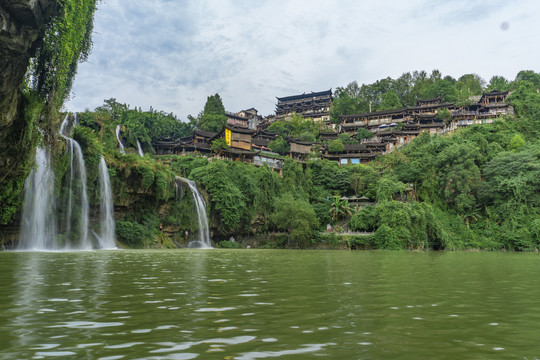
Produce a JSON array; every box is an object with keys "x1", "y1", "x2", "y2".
[{"x1": 67, "y1": 0, "x2": 540, "y2": 119}]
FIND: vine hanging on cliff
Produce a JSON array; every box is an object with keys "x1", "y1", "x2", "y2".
[{"x1": 26, "y1": 0, "x2": 98, "y2": 112}]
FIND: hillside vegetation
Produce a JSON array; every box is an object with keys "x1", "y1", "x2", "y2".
[{"x1": 69, "y1": 70, "x2": 540, "y2": 250}]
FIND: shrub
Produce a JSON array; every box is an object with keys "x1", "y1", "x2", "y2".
[
  {"x1": 154, "y1": 171, "x2": 168, "y2": 200},
  {"x1": 270, "y1": 193, "x2": 319, "y2": 247},
  {"x1": 217, "y1": 240, "x2": 242, "y2": 249},
  {"x1": 374, "y1": 224, "x2": 409, "y2": 250},
  {"x1": 116, "y1": 220, "x2": 154, "y2": 247},
  {"x1": 328, "y1": 139, "x2": 345, "y2": 153},
  {"x1": 137, "y1": 165, "x2": 154, "y2": 191},
  {"x1": 349, "y1": 206, "x2": 377, "y2": 232}
]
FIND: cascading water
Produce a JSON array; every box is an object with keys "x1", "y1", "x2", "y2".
[
  {"x1": 19, "y1": 114, "x2": 115, "y2": 251},
  {"x1": 19, "y1": 147, "x2": 57, "y2": 250},
  {"x1": 98, "y1": 156, "x2": 116, "y2": 249},
  {"x1": 115, "y1": 125, "x2": 126, "y2": 154},
  {"x1": 177, "y1": 177, "x2": 211, "y2": 248},
  {"x1": 59, "y1": 115, "x2": 90, "y2": 250},
  {"x1": 136, "y1": 139, "x2": 144, "y2": 157}
]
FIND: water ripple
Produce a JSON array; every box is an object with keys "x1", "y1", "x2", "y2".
[
  {"x1": 195, "y1": 307, "x2": 236, "y2": 312},
  {"x1": 35, "y1": 351, "x2": 77, "y2": 357},
  {"x1": 235, "y1": 342, "x2": 335, "y2": 359},
  {"x1": 48, "y1": 321, "x2": 123, "y2": 329}
]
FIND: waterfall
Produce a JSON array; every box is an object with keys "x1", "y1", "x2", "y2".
[
  {"x1": 175, "y1": 182, "x2": 179, "y2": 202},
  {"x1": 98, "y1": 157, "x2": 116, "y2": 249},
  {"x1": 177, "y1": 177, "x2": 211, "y2": 248},
  {"x1": 19, "y1": 147, "x2": 57, "y2": 250},
  {"x1": 136, "y1": 139, "x2": 144, "y2": 157},
  {"x1": 115, "y1": 125, "x2": 125, "y2": 154},
  {"x1": 59, "y1": 115, "x2": 90, "y2": 250}
]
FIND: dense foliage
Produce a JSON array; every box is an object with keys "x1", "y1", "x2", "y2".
[
  {"x1": 11, "y1": 67, "x2": 539, "y2": 250},
  {"x1": 345, "y1": 72, "x2": 540, "y2": 250},
  {"x1": 188, "y1": 94, "x2": 228, "y2": 132},
  {"x1": 28, "y1": 0, "x2": 98, "y2": 110},
  {"x1": 0, "y1": 0, "x2": 98, "y2": 225},
  {"x1": 92, "y1": 98, "x2": 191, "y2": 154},
  {"x1": 330, "y1": 70, "x2": 504, "y2": 122}
]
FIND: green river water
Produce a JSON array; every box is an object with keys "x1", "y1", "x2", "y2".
[{"x1": 1, "y1": 249, "x2": 540, "y2": 359}]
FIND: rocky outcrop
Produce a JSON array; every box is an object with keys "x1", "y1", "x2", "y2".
[{"x1": 0, "y1": 0, "x2": 58, "y2": 178}]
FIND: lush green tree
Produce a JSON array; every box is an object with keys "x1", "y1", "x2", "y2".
[
  {"x1": 442, "y1": 159, "x2": 481, "y2": 219},
  {"x1": 425, "y1": 78, "x2": 458, "y2": 102},
  {"x1": 190, "y1": 161, "x2": 247, "y2": 234},
  {"x1": 204, "y1": 93, "x2": 226, "y2": 115},
  {"x1": 309, "y1": 160, "x2": 350, "y2": 195},
  {"x1": 378, "y1": 90, "x2": 402, "y2": 111},
  {"x1": 455, "y1": 74, "x2": 485, "y2": 104},
  {"x1": 268, "y1": 136, "x2": 290, "y2": 154},
  {"x1": 338, "y1": 133, "x2": 356, "y2": 144},
  {"x1": 393, "y1": 72, "x2": 416, "y2": 106},
  {"x1": 95, "y1": 98, "x2": 128, "y2": 121},
  {"x1": 270, "y1": 193, "x2": 319, "y2": 246},
  {"x1": 437, "y1": 108, "x2": 452, "y2": 124},
  {"x1": 328, "y1": 139, "x2": 345, "y2": 153},
  {"x1": 508, "y1": 134, "x2": 525, "y2": 151},
  {"x1": 376, "y1": 176, "x2": 407, "y2": 202},
  {"x1": 267, "y1": 121, "x2": 289, "y2": 137},
  {"x1": 515, "y1": 70, "x2": 540, "y2": 88},
  {"x1": 508, "y1": 80, "x2": 540, "y2": 118},
  {"x1": 116, "y1": 220, "x2": 155, "y2": 247},
  {"x1": 282, "y1": 158, "x2": 311, "y2": 197},
  {"x1": 486, "y1": 75, "x2": 510, "y2": 92},
  {"x1": 349, "y1": 206, "x2": 377, "y2": 232},
  {"x1": 356, "y1": 128, "x2": 374, "y2": 141},
  {"x1": 330, "y1": 81, "x2": 368, "y2": 123},
  {"x1": 211, "y1": 137, "x2": 229, "y2": 155},
  {"x1": 91, "y1": 99, "x2": 191, "y2": 154},
  {"x1": 198, "y1": 114, "x2": 226, "y2": 133},
  {"x1": 329, "y1": 196, "x2": 353, "y2": 223},
  {"x1": 268, "y1": 113, "x2": 318, "y2": 140},
  {"x1": 410, "y1": 70, "x2": 431, "y2": 101},
  {"x1": 349, "y1": 164, "x2": 379, "y2": 198},
  {"x1": 300, "y1": 131, "x2": 316, "y2": 143},
  {"x1": 480, "y1": 148, "x2": 540, "y2": 207},
  {"x1": 189, "y1": 94, "x2": 228, "y2": 132}
]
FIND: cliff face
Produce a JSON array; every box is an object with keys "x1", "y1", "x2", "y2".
[{"x1": 0, "y1": 0, "x2": 58, "y2": 178}]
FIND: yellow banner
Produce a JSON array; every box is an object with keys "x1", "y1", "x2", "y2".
[{"x1": 225, "y1": 128, "x2": 231, "y2": 146}]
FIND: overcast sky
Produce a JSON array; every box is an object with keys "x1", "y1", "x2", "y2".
[{"x1": 66, "y1": 0, "x2": 540, "y2": 120}]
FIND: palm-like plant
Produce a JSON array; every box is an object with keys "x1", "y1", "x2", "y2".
[{"x1": 329, "y1": 196, "x2": 353, "y2": 223}]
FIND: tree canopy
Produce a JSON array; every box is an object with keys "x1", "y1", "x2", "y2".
[{"x1": 189, "y1": 94, "x2": 228, "y2": 132}]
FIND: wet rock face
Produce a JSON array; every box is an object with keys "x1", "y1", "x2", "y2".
[{"x1": 0, "y1": 0, "x2": 58, "y2": 177}]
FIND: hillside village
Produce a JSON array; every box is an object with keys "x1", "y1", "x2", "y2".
[{"x1": 152, "y1": 89, "x2": 513, "y2": 168}]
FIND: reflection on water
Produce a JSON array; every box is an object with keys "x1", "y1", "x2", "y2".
[{"x1": 1, "y1": 250, "x2": 540, "y2": 359}]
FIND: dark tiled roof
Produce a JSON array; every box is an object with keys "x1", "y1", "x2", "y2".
[
  {"x1": 288, "y1": 138, "x2": 312, "y2": 146},
  {"x1": 483, "y1": 90, "x2": 509, "y2": 96},
  {"x1": 252, "y1": 138, "x2": 270, "y2": 147},
  {"x1": 341, "y1": 108, "x2": 405, "y2": 119},
  {"x1": 223, "y1": 148, "x2": 255, "y2": 156},
  {"x1": 418, "y1": 123, "x2": 445, "y2": 128},
  {"x1": 193, "y1": 129, "x2": 218, "y2": 138},
  {"x1": 322, "y1": 153, "x2": 377, "y2": 159},
  {"x1": 343, "y1": 144, "x2": 369, "y2": 152},
  {"x1": 182, "y1": 142, "x2": 211, "y2": 150},
  {"x1": 226, "y1": 125, "x2": 255, "y2": 135},
  {"x1": 417, "y1": 96, "x2": 442, "y2": 104},
  {"x1": 276, "y1": 89, "x2": 332, "y2": 102},
  {"x1": 483, "y1": 103, "x2": 510, "y2": 108}
]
